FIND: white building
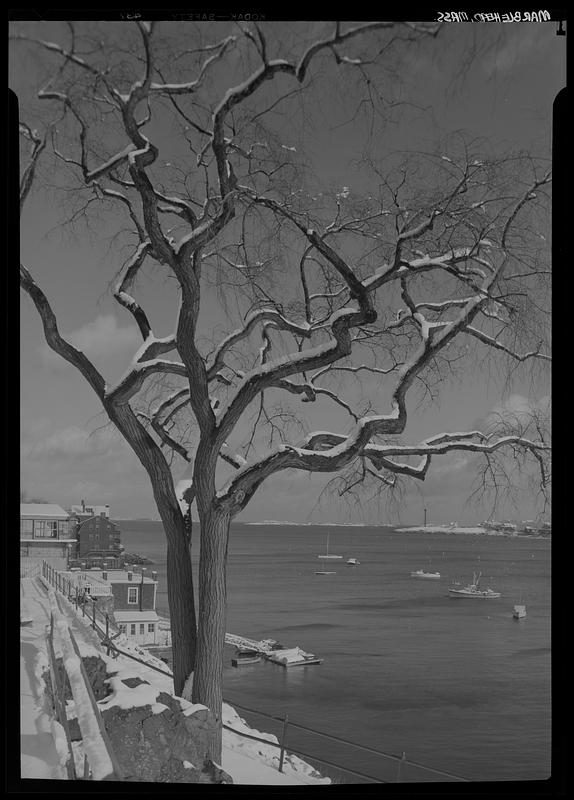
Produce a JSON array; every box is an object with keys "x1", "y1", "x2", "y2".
[{"x1": 20, "y1": 503, "x2": 76, "y2": 572}]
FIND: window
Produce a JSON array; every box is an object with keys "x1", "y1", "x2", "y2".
[
  {"x1": 148, "y1": 624, "x2": 155, "y2": 633},
  {"x1": 130, "y1": 624, "x2": 136, "y2": 636},
  {"x1": 119, "y1": 624, "x2": 127, "y2": 634},
  {"x1": 127, "y1": 587, "x2": 138, "y2": 604},
  {"x1": 34, "y1": 520, "x2": 58, "y2": 538},
  {"x1": 20, "y1": 520, "x2": 33, "y2": 536},
  {"x1": 139, "y1": 624, "x2": 145, "y2": 635}
]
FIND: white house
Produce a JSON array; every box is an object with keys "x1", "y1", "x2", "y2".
[{"x1": 20, "y1": 503, "x2": 76, "y2": 572}]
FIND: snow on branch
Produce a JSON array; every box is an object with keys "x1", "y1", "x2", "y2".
[
  {"x1": 113, "y1": 241, "x2": 153, "y2": 339},
  {"x1": 12, "y1": 34, "x2": 117, "y2": 95},
  {"x1": 217, "y1": 421, "x2": 548, "y2": 513},
  {"x1": 149, "y1": 36, "x2": 236, "y2": 95},
  {"x1": 105, "y1": 358, "x2": 188, "y2": 405},
  {"x1": 137, "y1": 409, "x2": 191, "y2": 462},
  {"x1": 464, "y1": 327, "x2": 551, "y2": 362},
  {"x1": 86, "y1": 144, "x2": 138, "y2": 182},
  {"x1": 206, "y1": 308, "x2": 312, "y2": 380},
  {"x1": 214, "y1": 303, "x2": 375, "y2": 446},
  {"x1": 20, "y1": 264, "x2": 106, "y2": 399},
  {"x1": 19, "y1": 123, "x2": 47, "y2": 212}
]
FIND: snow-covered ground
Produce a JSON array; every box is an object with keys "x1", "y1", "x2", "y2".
[
  {"x1": 20, "y1": 578, "x2": 66, "y2": 779},
  {"x1": 20, "y1": 577, "x2": 330, "y2": 785}
]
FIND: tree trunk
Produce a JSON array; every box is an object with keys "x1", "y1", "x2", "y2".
[
  {"x1": 105, "y1": 402, "x2": 198, "y2": 698},
  {"x1": 192, "y1": 507, "x2": 230, "y2": 761},
  {"x1": 165, "y1": 522, "x2": 197, "y2": 698}
]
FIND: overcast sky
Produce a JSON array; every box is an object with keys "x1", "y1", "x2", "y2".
[{"x1": 16, "y1": 20, "x2": 561, "y2": 523}]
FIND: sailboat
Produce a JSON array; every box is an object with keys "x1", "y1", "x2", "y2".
[
  {"x1": 317, "y1": 533, "x2": 343, "y2": 560},
  {"x1": 315, "y1": 534, "x2": 339, "y2": 574}
]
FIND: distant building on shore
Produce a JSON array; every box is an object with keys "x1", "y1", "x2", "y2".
[
  {"x1": 68, "y1": 500, "x2": 124, "y2": 567},
  {"x1": 20, "y1": 503, "x2": 77, "y2": 572},
  {"x1": 70, "y1": 499, "x2": 110, "y2": 519}
]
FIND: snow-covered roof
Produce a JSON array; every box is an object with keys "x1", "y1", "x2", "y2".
[
  {"x1": 114, "y1": 610, "x2": 160, "y2": 622},
  {"x1": 20, "y1": 503, "x2": 70, "y2": 519},
  {"x1": 87, "y1": 569, "x2": 157, "y2": 584}
]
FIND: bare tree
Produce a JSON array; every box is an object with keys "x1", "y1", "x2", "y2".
[{"x1": 14, "y1": 20, "x2": 550, "y2": 759}]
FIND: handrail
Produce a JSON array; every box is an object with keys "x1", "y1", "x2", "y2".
[
  {"x1": 224, "y1": 699, "x2": 469, "y2": 783},
  {"x1": 41, "y1": 563, "x2": 469, "y2": 784},
  {"x1": 46, "y1": 591, "x2": 122, "y2": 780},
  {"x1": 221, "y1": 722, "x2": 383, "y2": 783},
  {"x1": 54, "y1": 594, "x2": 125, "y2": 780},
  {"x1": 45, "y1": 614, "x2": 77, "y2": 779}
]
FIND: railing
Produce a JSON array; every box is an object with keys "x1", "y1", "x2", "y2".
[
  {"x1": 41, "y1": 562, "x2": 124, "y2": 657},
  {"x1": 39, "y1": 563, "x2": 469, "y2": 785},
  {"x1": 45, "y1": 590, "x2": 123, "y2": 780},
  {"x1": 20, "y1": 562, "x2": 42, "y2": 579},
  {"x1": 221, "y1": 701, "x2": 469, "y2": 784}
]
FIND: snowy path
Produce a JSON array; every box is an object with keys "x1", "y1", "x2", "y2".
[{"x1": 20, "y1": 579, "x2": 65, "y2": 779}]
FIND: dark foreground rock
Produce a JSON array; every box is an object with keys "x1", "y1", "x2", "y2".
[
  {"x1": 46, "y1": 654, "x2": 233, "y2": 783},
  {"x1": 101, "y1": 695, "x2": 232, "y2": 783}
]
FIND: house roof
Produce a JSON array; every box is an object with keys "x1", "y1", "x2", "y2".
[
  {"x1": 20, "y1": 503, "x2": 69, "y2": 519},
  {"x1": 114, "y1": 611, "x2": 160, "y2": 622},
  {"x1": 76, "y1": 515, "x2": 119, "y2": 528},
  {"x1": 85, "y1": 569, "x2": 157, "y2": 584}
]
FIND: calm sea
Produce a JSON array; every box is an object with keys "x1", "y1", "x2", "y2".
[{"x1": 119, "y1": 521, "x2": 551, "y2": 783}]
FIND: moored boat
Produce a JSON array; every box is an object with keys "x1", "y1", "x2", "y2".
[
  {"x1": 266, "y1": 646, "x2": 323, "y2": 667},
  {"x1": 449, "y1": 571, "x2": 501, "y2": 598},
  {"x1": 410, "y1": 569, "x2": 440, "y2": 579},
  {"x1": 231, "y1": 648, "x2": 261, "y2": 667},
  {"x1": 513, "y1": 604, "x2": 527, "y2": 619},
  {"x1": 346, "y1": 558, "x2": 360, "y2": 566},
  {"x1": 317, "y1": 533, "x2": 343, "y2": 560}
]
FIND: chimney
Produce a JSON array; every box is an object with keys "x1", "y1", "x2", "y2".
[
  {"x1": 151, "y1": 571, "x2": 157, "y2": 582},
  {"x1": 81, "y1": 499, "x2": 85, "y2": 512}
]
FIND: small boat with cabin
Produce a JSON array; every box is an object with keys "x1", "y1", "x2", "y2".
[
  {"x1": 513, "y1": 604, "x2": 527, "y2": 619},
  {"x1": 448, "y1": 571, "x2": 501, "y2": 598},
  {"x1": 266, "y1": 646, "x2": 323, "y2": 667},
  {"x1": 410, "y1": 569, "x2": 440, "y2": 580},
  {"x1": 346, "y1": 558, "x2": 360, "y2": 566}
]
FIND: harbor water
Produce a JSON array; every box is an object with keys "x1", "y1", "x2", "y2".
[{"x1": 119, "y1": 521, "x2": 551, "y2": 783}]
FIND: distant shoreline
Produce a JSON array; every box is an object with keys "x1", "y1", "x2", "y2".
[
  {"x1": 117, "y1": 518, "x2": 549, "y2": 538},
  {"x1": 396, "y1": 525, "x2": 549, "y2": 539}
]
